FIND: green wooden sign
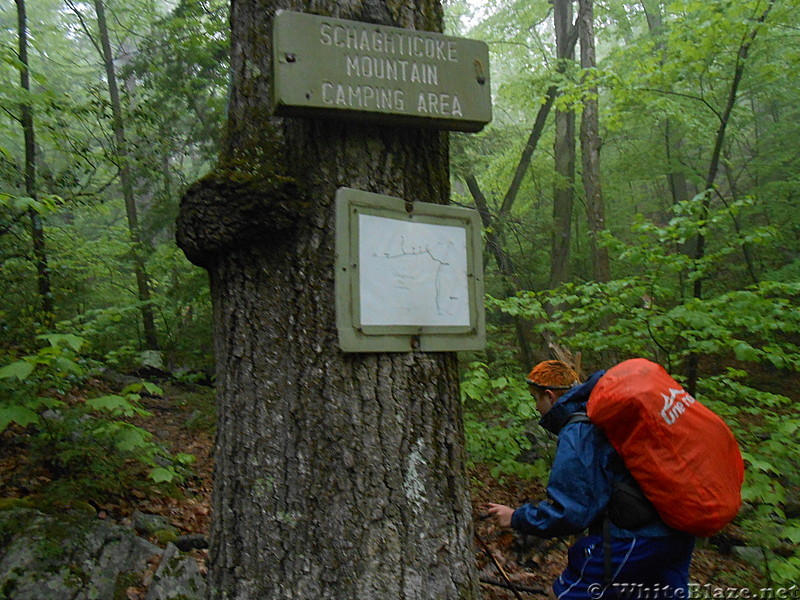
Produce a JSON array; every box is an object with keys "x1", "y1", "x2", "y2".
[
  {"x1": 273, "y1": 11, "x2": 492, "y2": 132},
  {"x1": 335, "y1": 188, "x2": 486, "y2": 353}
]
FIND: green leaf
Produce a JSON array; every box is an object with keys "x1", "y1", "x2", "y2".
[
  {"x1": 37, "y1": 333, "x2": 86, "y2": 352},
  {"x1": 87, "y1": 395, "x2": 133, "y2": 414},
  {"x1": 121, "y1": 381, "x2": 162, "y2": 396},
  {"x1": 733, "y1": 342, "x2": 759, "y2": 362},
  {"x1": 115, "y1": 426, "x2": 150, "y2": 451},
  {"x1": 150, "y1": 467, "x2": 175, "y2": 483},
  {"x1": 783, "y1": 527, "x2": 800, "y2": 544},
  {"x1": 175, "y1": 452, "x2": 196, "y2": 465},
  {"x1": 35, "y1": 397, "x2": 65, "y2": 410},
  {"x1": 54, "y1": 356, "x2": 84, "y2": 376},
  {"x1": 0, "y1": 361, "x2": 35, "y2": 380},
  {"x1": 491, "y1": 376, "x2": 509, "y2": 389},
  {"x1": 742, "y1": 452, "x2": 778, "y2": 473},
  {"x1": 141, "y1": 381, "x2": 163, "y2": 396},
  {"x1": 0, "y1": 406, "x2": 40, "y2": 432}
]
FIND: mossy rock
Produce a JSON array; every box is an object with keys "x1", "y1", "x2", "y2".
[
  {"x1": 154, "y1": 528, "x2": 179, "y2": 546},
  {"x1": 0, "y1": 497, "x2": 38, "y2": 512},
  {"x1": 0, "y1": 508, "x2": 160, "y2": 600}
]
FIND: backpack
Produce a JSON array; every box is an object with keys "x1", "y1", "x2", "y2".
[
  {"x1": 585, "y1": 358, "x2": 744, "y2": 537},
  {"x1": 566, "y1": 413, "x2": 661, "y2": 531}
]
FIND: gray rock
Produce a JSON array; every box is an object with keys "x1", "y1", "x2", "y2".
[
  {"x1": 0, "y1": 508, "x2": 160, "y2": 600},
  {"x1": 516, "y1": 431, "x2": 548, "y2": 464},
  {"x1": 133, "y1": 510, "x2": 174, "y2": 535},
  {"x1": 0, "y1": 507, "x2": 207, "y2": 600},
  {"x1": 98, "y1": 367, "x2": 141, "y2": 389},
  {"x1": 145, "y1": 543, "x2": 206, "y2": 600},
  {"x1": 139, "y1": 350, "x2": 166, "y2": 372}
]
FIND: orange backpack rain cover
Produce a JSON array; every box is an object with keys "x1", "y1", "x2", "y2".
[{"x1": 586, "y1": 358, "x2": 744, "y2": 537}]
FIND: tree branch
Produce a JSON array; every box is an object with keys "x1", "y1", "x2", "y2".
[
  {"x1": 635, "y1": 87, "x2": 721, "y2": 121},
  {"x1": 498, "y1": 13, "x2": 580, "y2": 219},
  {"x1": 64, "y1": 0, "x2": 104, "y2": 57}
]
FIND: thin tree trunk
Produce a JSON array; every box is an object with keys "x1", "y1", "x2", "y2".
[
  {"x1": 94, "y1": 0, "x2": 159, "y2": 350},
  {"x1": 498, "y1": 20, "x2": 579, "y2": 221},
  {"x1": 16, "y1": 0, "x2": 54, "y2": 324},
  {"x1": 685, "y1": 0, "x2": 775, "y2": 395},
  {"x1": 469, "y1": 20, "x2": 578, "y2": 249},
  {"x1": 578, "y1": 0, "x2": 609, "y2": 282},
  {"x1": 468, "y1": 7, "x2": 579, "y2": 245},
  {"x1": 466, "y1": 174, "x2": 533, "y2": 366},
  {"x1": 641, "y1": 2, "x2": 691, "y2": 208},
  {"x1": 550, "y1": 0, "x2": 577, "y2": 288},
  {"x1": 462, "y1": 13, "x2": 579, "y2": 365},
  {"x1": 177, "y1": 1, "x2": 479, "y2": 598},
  {"x1": 664, "y1": 120, "x2": 690, "y2": 206},
  {"x1": 720, "y1": 163, "x2": 760, "y2": 285},
  {"x1": 498, "y1": 18, "x2": 576, "y2": 222},
  {"x1": 640, "y1": 0, "x2": 662, "y2": 34},
  {"x1": 468, "y1": 174, "x2": 517, "y2": 281}
]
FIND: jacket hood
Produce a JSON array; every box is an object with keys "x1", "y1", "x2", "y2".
[{"x1": 539, "y1": 370, "x2": 605, "y2": 435}]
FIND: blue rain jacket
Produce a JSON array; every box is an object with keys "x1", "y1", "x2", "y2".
[{"x1": 511, "y1": 371, "x2": 676, "y2": 539}]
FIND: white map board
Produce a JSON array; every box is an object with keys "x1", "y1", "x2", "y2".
[
  {"x1": 335, "y1": 187, "x2": 485, "y2": 353},
  {"x1": 358, "y1": 214, "x2": 470, "y2": 327}
]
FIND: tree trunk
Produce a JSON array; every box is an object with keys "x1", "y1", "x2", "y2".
[
  {"x1": 465, "y1": 174, "x2": 533, "y2": 367},
  {"x1": 461, "y1": 18, "x2": 578, "y2": 366},
  {"x1": 550, "y1": 0, "x2": 576, "y2": 288},
  {"x1": 94, "y1": 0, "x2": 159, "y2": 350},
  {"x1": 578, "y1": 0, "x2": 609, "y2": 283},
  {"x1": 721, "y1": 160, "x2": 760, "y2": 285},
  {"x1": 641, "y1": 2, "x2": 691, "y2": 209},
  {"x1": 664, "y1": 120, "x2": 690, "y2": 207},
  {"x1": 177, "y1": 0, "x2": 479, "y2": 598},
  {"x1": 16, "y1": 0, "x2": 54, "y2": 324}
]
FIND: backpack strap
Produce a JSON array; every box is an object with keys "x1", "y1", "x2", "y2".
[
  {"x1": 603, "y1": 514, "x2": 613, "y2": 587},
  {"x1": 565, "y1": 412, "x2": 591, "y2": 427},
  {"x1": 564, "y1": 411, "x2": 650, "y2": 587}
]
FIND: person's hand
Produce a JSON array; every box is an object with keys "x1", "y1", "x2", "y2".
[{"x1": 483, "y1": 503, "x2": 515, "y2": 528}]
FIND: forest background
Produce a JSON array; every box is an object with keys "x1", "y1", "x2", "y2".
[{"x1": 1, "y1": 0, "x2": 798, "y2": 588}]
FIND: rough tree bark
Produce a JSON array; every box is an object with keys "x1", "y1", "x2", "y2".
[
  {"x1": 550, "y1": 0, "x2": 577, "y2": 288},
  {"x1": 16, "y1": 0, "x2": 53, "y2": 324},
  {"x1": 176, "y1": 0, "x2": 479, "y2": 598},
  {"x1": 578, "y1": 0, "x2": 609, "y2": 282}
]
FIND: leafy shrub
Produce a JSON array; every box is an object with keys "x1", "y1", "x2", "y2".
[
  {"x1": 0, "y1": 335, "x2": 193, "y2": 506},
  {"x1": 701, "y1": 371, "x2": 800, "y2": 584},
  {"x1": 461, "y1": 360, "x2": 551, "y2": 480}
]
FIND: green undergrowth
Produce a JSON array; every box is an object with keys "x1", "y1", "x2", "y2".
[{"x1": 0, "y1": 335, "x2": 198, "y2": 508}]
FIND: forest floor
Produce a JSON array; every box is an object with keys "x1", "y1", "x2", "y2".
[{"x1": 0, "y1": 379, "x2": 766, "y2": 599}]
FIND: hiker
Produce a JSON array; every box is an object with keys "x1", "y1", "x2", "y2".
[{"x1": 484, "y1": 360, "x2": 696, "y2": 600}]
